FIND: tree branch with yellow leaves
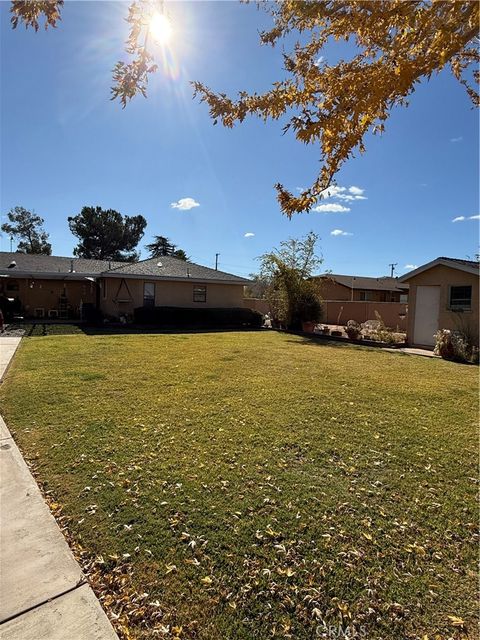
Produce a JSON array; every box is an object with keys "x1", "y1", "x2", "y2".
[{"x1": 10, "y1": 1, "x2": 479, "y2": 216}]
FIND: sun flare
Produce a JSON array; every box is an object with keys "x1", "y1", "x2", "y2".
[{"x1": 149, "y1": 12, "x2": 173, "y2": 45}]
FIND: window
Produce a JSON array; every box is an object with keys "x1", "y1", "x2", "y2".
[
  {"x1": 193, "y1": 285, "x2": 207, "y2": 303},
  {"x1": 143, "y1": 282, "x2": 155, "y2": 307},
  {"x1": 449, "y1": 285, "x2": 472, "y2": 311},
  {"x1": 359, "y1": 290, "x2": 373, "y2": 301}
]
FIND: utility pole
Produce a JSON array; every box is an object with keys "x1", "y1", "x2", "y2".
[
  {"x1": 215, "y1": 253, "x2": 220, "y2": 270},
  {"x1": 389, "y1": 263, "x2": 398, "y2": 277},
  {"x1": 10, "y1": 236, "x2": 13, "y2": 252}
]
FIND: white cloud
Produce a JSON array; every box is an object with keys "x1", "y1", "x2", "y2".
[
  {"x1": 348, "y1": 186, "x2": 364, "y2": 196},
  {"x1": 314, "y1": 56, "x2": 325, "y2": 67},
  {"x1": 330, "y1": 229, "x2": 353, "y2": 236},
  {"x1": 244, "y1": 232, "x2": 255, "y2": 238},
  {"x1": 320, "y1": 185, "x2": 367, "y2": 202},
  {"x1": 450, "y1": 136, "x2": 463, "y2": 143},
  {"x1": 452, "y1": 215, "x2": 479, "y2": 222},
  {"x1": 320, "y1": 185, "x2": 346, "y2": 198},
  {"x1": 171, "y1": 197, "x2": 200, "y2": 211},
  {"x1": 404, "y1": 264, "x2": 418, "y2": 270},
  {"x1": 313, "y1": 203, "x2": 350, "y2": 213}
]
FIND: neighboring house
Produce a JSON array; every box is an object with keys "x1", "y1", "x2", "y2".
[
  {"x1": 312, "y1": 273, "x2": 409, "y2": 330},
  {"x1": 399, "y1": 257, "x2": 479, "y2": 348},
  {"x1": 0, "y1": 252, "x2": 249, "y2": 320},
  {"x1": 314, "y1": 274, "x2": 408, "y2": 302}
]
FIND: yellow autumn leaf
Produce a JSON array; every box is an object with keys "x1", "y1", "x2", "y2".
[
  {"x1": 201, "y1": 576, "x2": 213, "y2": 585},
  {"x1": 447, "y1": 615, "x2": 465, "y2": 627}
]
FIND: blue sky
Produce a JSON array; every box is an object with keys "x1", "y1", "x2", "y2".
[{"x1": 1, "y1": 1, "x2": 478, "y2": 278}]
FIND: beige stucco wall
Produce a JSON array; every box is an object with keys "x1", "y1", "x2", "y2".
[
  {"x1": 323, "y1": 301, "x2": 408, "y2": 330},
  {"x1": 0, "y1": 277, "x2": 96, "y2": 318},
  {"x1": 243, "y1": 298, "x2": 271, "y2": 315},
  {"x1": 100, "y1": 277, "x2": 245, "y2": 318},
  {"x1": 405, "y1": 265, "x2": 479, "y2": 347}
]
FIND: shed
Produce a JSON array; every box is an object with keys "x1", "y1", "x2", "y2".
[{"x1": 399, "y1": 257, "x2": 479, "y2": 348}]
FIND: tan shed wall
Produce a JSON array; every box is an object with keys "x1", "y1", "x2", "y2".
[
  {"x1": 405, "y1": 265, "x2": 479, "y2": 347},
  {"x1": 100, "y1": 277, "x2": 245, "y2": 318}
]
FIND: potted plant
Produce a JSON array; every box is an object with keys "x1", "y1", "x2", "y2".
[{"x1": 345, "y1": 319, "x2": 362, "y2": 340}]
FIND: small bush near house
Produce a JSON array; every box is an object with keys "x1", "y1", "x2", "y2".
[
  {"x1": 297, "y1": 289, "x2": 323, "y2": 324},
  {"x1": 345, "y1": 319, "x2": 362, "y2": 340},
  {"x1": 133, "y1": 306, "x2": 263, "y2": 329},
  {"x1": 434, "y1": 329, "x2": 479, "y2": 364}
]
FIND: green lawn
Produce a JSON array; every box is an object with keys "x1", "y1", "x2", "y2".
[{"x1": 0, "y1": 332, "x2": 477, "y2": 640}]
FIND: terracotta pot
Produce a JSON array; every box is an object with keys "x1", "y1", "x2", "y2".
[{"x1": 302, "y1": 321, "x2": 316, "y2": 333}]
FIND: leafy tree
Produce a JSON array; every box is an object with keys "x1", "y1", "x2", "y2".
[
  {"x1": 10, "y1": 1, "x2": 479, "y2": 215},
  {"x1": 244, "y1": 273, "x2": 270, "y2": 299},
  {"x1": 172, "y1": 248, "x2": 189, "y2": 261},
  {"x1": 145, "y1": 235, "x2": 175, "y2": 257},
  {"x1": 194, "y1": 1, "x2": 479, "y2": 215},
  {"x1": 68, "y1": 206, "x2": 147, "y2": 262},
  {"x1": 1, "y1": 206, "x2": 52, "y2": 255},
  {"x1": 145, "y1": 235, "x2": 189, "y2": 261},
  {"x1": 258, "y1": 232, "x2": 323, "y2": 329}
]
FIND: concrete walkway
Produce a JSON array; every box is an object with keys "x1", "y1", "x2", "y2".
[
  {"x1": 383, "y1": 346, "x2": 439, "y2": 358},
  {"x1": 0, "y1": 337, "x2": 119, "y2": 639}
]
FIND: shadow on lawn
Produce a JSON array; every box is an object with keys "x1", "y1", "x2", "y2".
[
  {"x1": 282, "y1": 330, "x2": 404, "y2": 353},
  {"x1": 14, "y1": 322, "x2": 267, "y2": 338}
]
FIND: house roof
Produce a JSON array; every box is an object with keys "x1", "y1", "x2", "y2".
[
  {"x1": 107, "y1": 256, "x2": 249, "y2": 284},
  {"x1": 0, "y1": 252, "x2": 250, "y2": 285},
  {"x1": 398, "y1": 257, "x2": 480, "y2": 282},
  {"x1": 315, "y1": 273, "x2": 408, "y2": 292},
  {"x1": 0, "y1": 252, "x2": 125, "y2": 275}
]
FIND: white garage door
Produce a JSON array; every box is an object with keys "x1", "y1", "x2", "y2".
[{"x1": 414, "y1": 286, "x2": 440, "y2": 346}]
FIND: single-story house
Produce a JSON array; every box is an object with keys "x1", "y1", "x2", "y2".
[
  {"x1": 399, "y1": 257, "x2": 479, "y2": 348},
  {"x1": 0, "y1": 252, "x2": 250, "y2": 320},
  {"x1": 310, "y1": 273, "x2": 409, "y2": 329},
  {"x1": 314, "y1": 273, "x2": 409, "y2": 302}
]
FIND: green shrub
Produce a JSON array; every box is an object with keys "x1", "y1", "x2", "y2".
[
  {"x1": 297, "y1": 289, "x2": 323, "y2": 323},
  {"x1": 133, "y1": 306, "x2": 263, "y2": 329}
]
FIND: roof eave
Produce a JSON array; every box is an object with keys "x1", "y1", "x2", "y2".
[
  {"x1": 0, "y1": 269, "x2": 250, "y2": 285},
  {"x1": 100, "y1": 272, "x2": 250, "y2": 285},
  {"x1": 399, "y1": 258, "x2": 479, "y2": 281},
  {"x1": 0, "y1": 270, "x2": 100, "y2": 279}
]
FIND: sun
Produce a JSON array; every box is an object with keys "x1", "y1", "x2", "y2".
[{"x1": 149, "y1": 12, "x2": 173, "y2": 45}]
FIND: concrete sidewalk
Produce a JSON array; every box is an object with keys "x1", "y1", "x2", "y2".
[{"x1": 0, "y1": 337, "x2": 119, "y2": 639}]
